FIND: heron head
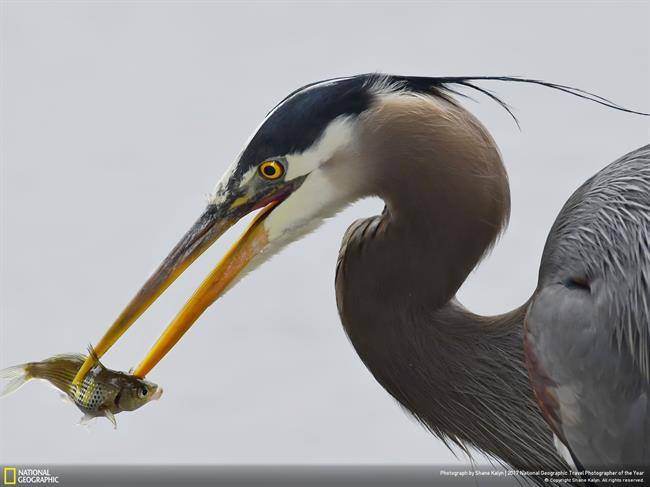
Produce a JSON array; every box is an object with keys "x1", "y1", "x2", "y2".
[
  {"x1": 74, "y1": 76, "x2": 381, "y2": 382},
  {"x1": 208, "y1": 81, "x2": 371, "y2": 251}
]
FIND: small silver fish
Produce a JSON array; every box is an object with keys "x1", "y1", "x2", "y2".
[{"x1": 0, "y1": 349, "x2": 162, "y2": 428}]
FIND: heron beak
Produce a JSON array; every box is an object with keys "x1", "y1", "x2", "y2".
[
  {"x1": 73, "y1": 194, "x2": 283, "y2": 384},
  {"x1": 131, "y1": 199, "x2": 280, "y2": 377}
]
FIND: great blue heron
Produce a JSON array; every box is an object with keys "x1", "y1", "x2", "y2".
[{"x1": 72, "y1": 74, "x2": 649, "y2": 476}]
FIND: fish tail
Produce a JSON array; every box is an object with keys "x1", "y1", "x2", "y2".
[
  {"x1": 0, "y1": 364, "x2": 26, "y2": 379},
  {"x1": 0, "y1": 364, "x2": 32, "y2": 398}
]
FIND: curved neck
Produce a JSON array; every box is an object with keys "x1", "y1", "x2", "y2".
[
  {"x1": 354, "y1": 93, "x2": 511, "y2": 306},
  {"x1": 336, "y1": 221, "x2": 561, "y2": 468},
  {"x1": 335, "y1": 94, "x2": 564, "y2": 468}
]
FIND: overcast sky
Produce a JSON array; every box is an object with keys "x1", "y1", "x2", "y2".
[{"x1": 1, "y1": 1, "x2": 649, "y2": 466}]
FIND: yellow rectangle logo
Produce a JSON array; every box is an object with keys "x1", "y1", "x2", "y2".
[{"x1": 3, "y1": 467, "x2": 16, "y2": 485}]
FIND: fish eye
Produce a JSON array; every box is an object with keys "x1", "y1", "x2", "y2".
[
  {"x1": 139, "y1": 387, "x2": 148, "y2": 398},
  {"x1": 258, "y1": 160, "x2": 284, "y2": 180}
]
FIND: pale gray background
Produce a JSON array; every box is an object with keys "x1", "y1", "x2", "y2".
[{"x1": 1, "y1": 0, "x2": 648, "y2": 466}]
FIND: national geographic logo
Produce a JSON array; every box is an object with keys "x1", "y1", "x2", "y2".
[
  {"x1": 3, "y1": 468, "x2": 16, "y2": 485},
  {"x1": 3, "y1": 467, "x2": 59, "y2": 485}
]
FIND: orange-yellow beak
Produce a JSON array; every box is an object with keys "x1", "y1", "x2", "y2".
[
  {"x1": 133, "y1": 201, "x2": 278, "y2": 377},
  {"x1": 73, "y1": 196, "x2": 283, "y2": 384}
]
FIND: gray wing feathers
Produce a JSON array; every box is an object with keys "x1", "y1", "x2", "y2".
[
  {"x1": 527, "y1": 144, "x2": 650, "y2": 467},
  {"x1": 541, "y1": 144, "x2": 650, "y2": 379}
]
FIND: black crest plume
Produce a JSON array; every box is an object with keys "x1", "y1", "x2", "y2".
[{"x1": 389, "y1": 75, "x2": 650, "y2": 127}]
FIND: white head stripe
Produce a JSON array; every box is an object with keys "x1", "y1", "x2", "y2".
[{"x1": 285, "y1": 115, "x2": 357, "y2": 180}]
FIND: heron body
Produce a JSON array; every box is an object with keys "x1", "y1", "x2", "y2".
[
  {"x1": 525, "y1": 145, "x2": 650, "y2": 467},
  {"x1": 76, "y1": 73, "x2": 649, "y2": 476}
]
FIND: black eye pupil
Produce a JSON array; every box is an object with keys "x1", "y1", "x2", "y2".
[
  {"x1": 141, "y1": 388, "x2": 147, "y2": 396},
  {"x1": 263, "y1": 165, "x2": 276, "y2": 176}
]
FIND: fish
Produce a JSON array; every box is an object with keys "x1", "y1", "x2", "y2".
[{"x1": 0, "y1": 348, "x2": 162, "y2": 428}]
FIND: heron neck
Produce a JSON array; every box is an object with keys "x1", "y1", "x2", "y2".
[
  {"x1": 335, "y1": 209, "x2": 559, "y2": 468},
  {"x1": 334, "y1": 93, "x2": 561, "y2": 468},
  {"x1": 356, "y1": 93, "x2": 510, "y2": 305}
]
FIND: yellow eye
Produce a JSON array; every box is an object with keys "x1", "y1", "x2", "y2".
[{"x1": 258, "y1": 160, "x2": 284, "y2": 180}]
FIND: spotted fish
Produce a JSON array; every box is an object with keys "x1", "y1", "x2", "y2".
[{"x1": 0, "y1": 348, "x2": 162, "y2": 428}]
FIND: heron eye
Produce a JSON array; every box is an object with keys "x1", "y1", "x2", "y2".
[{"x1": 259, "y1": 160, "x2": 284, "y2": 180}]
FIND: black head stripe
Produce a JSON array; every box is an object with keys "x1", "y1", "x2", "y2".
[
  {"x1": 232, "y1": 72, "x2": 648, "y2": 185},
  {"x1": 235, "y1": 76, "x2": 375, "y2": 179}
]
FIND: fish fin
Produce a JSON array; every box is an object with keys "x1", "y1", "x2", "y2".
[
  {"x1": 0, "y1": 364, "x2": 27, "y2": 379},
  {"x1": 104, "y1": 409, "x2": 117, "y2": 430},
  {"x1": 59, "y1": 392, "x2": 73, "y2": 404},
  {"x1": 79, "y1": 413, "x2": 95, "y2": 426},
  {"x1": 43, "y1": 353, "x2": 85, "y2": 363},
  {"x1": 0, "y1": 365, "x2": 31, "y2": 398},
  {"x1": 86, "y1": 344, "x2": 106, "y2": 371},
  {"x1": 0, "y1": 376, "x2": 30, "y2": 398}
]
